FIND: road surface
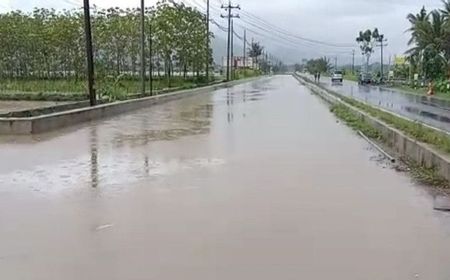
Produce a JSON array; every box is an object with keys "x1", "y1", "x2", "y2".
[
  {"x1": 319, "y1": 77, "x2": 450, "y2": 132},
  {"x1": 1, "y1": 75, "x2": 450, "y2": 280}
]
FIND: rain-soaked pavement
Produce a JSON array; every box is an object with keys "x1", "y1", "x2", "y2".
[
  {"x1": 317, "y1": 77, "x2": 450, "y2": 132},
  {"x1": 1, "y1": 75, "x2": 450, "y2": 280}
]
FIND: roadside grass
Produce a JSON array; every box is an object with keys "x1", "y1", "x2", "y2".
[
  {"x1": 0, "y1": 77, "x2": 207, "y2": 101},
  {"x1": 343, "y1": 73, "x2": 358, "y2": 82},
  {"x1": 330, "y1": 102, "x2": 449, "y2": 188},
  {"x1": 234, "y1": 69, "x2": 261, "y2": 80},
  {"x1": 299, "y1": 73, "x2": 450, "y2": 154},
  {"x1": 337, "y1": 92, "x2": 450, "y2": 154},
  {"x1": 330, "y1": 104, "x2": 381, "y2": 139},
  {"x1": 295, "y1": 72, "x2": 450, "y2": 187}
]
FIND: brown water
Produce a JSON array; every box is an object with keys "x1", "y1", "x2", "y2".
[
  {"x1": 1, "y1": 75, "x2": 450, "y2": 280},
  {"x1": 0, "y1": 100, "x2": 71, "y2": 114}
]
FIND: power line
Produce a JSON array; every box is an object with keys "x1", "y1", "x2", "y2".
[
  {"x1": 203, "y1": 0, "x2": 354, "y2": 49},
  {"x1": 239, "y1": 10, "x2": 354, "y2": 48}
]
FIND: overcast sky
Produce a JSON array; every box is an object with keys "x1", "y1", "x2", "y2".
[{"x1": 1, "y1": 0, "x2": 444, "y2": 64}]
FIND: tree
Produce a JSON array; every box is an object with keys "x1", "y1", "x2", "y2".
[
  {"x1": 0, "y1": 1, "x2": 213, "y2": 92},
  {"x1": 248, "y1": 42, "x2": 263, "y2": 68},
  {"x1": 306, "y1": 57, "x2": 331, "y2": 74},
  {"x1": 407, "y1": 7, "x2": 448, "y2": 80},
  {"x1": 356, "y1": 28, "x2": 380, "y2": 71}
]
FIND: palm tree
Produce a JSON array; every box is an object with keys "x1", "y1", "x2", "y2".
[
  {"x1": 440, "y1": 0, "x2": 450, "y2": 19},
  {"x1": 407, "y1": 9, "x2": 447, "y2": 80}
]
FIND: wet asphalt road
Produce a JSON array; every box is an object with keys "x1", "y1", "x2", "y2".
[
  {"x1": 1, "y1": 76, "x2": 450, "y2": 279},
  {"x1": 318, "y1": 77, "x2": 450, "y2": 132}
]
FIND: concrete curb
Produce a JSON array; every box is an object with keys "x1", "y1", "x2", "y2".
[
  {"x1": 0, "y1": 77, "x2": 262, "y2": 135},
  {"x1": 293, "y1": 73, "x2": 450, "y2": 182}
]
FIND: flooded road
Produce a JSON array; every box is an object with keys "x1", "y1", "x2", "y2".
[
  {"x1": 1, "y1": 75, "x2": 450, "y2": 279},
  {"x1": 320, "y1": 77, "x2": 450, "y2": 132}
]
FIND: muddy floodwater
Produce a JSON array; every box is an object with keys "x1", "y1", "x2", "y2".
[
  {"x1": 1, "y1": 76, "x2": 450, "y2": 279},
  {"x1": 0, "y1": 100, "x2": 72, "y2": 115}
]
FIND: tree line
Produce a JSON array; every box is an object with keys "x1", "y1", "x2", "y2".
[
  {"x1": 407, "y1": 1, "x2": 450, "y2": 81},
  {"x1": 0, "y1": 0, "x2": 211, "y2": 82}
]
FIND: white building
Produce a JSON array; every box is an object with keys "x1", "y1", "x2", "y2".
[{"x1": 222, "y1": 56, "x2": 255, "y2": 69}]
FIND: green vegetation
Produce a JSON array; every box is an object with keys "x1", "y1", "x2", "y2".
[
  {"x1": 0, "y1": 77, "x2": 202, "y2": 101},
  {"x1": 330, "y1": 104, "x2": 381, "y2": 139},
  {"x1": 330, "y1": 102, "x2": 448, "y2": 187},
  {"x1": 356, "y1": 28, "x2": 382, "y2": 69},
  {"x1": 343, "y1": 73, "x2": 358, "y2": 82},
  {"x1": 328, "y1": 87, "x2": 450, "y2": 154},
  {"x1": 305, "y1": 57, "x2": 332, "y2": 74},
  {"x1": 404, "y1": 2, "x2": 450, "y2": 85},
  {"x1": 0, "y1": 0, "x2": 212, "y2": 98},
  {"x1": 234, "y1": 69, "x2": 262, "y2": 80}
]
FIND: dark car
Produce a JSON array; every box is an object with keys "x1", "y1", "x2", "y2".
[{"x1": 358, "y1": 73, "x2": 372, "y2": 85}]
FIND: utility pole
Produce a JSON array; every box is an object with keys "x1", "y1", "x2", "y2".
[
  {"x1": 377, "y1": 34, "x2": 388, "y2": 82},
  {"x1": 334, "y1": 56, "x2": 338, "y2": 70},
  {"x1": 148, "y1": 19, "x2": 153, "y2": 96},
  {"x1": 352, "y1": 49, "x2": 355, "y2": 75},
  {"x1": 83, "y1": 0, "x2": 96, "y2": 106},
  {"x1": 140, "y1": 0, "x2": 145, "y2": 95},
  {"x1": 243, "y1": 29, "x2": 246, "y2": 68},
  {"x1": 230, "y1": 18, "x2": 234, "y2": 80},
  {"x1": 221, "y1": 1, "x2": 240, "y2": 81},
  {"x1": 388, "y1": 55, "x2": 391, "y2": 80},
  {"x1": 206, "y1": 0, "x2": 210, "y2": 81}
]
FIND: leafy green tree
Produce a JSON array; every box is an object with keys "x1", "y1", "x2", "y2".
[
  {"x1": 407, "y1": 6, "x2": 448, "y2": 80},
  {"x1": 248, "y1": 42, "x2": 263, "y2": 68},
  {"x1": 0, "y1": 1, "x2": 213, "y2": 90},
  {"x1": 306, "y1": 57, "x2": 331, "y2": 74},
  {"x1": 356, "y1": 28, "x2": 380, "y2": 71}
]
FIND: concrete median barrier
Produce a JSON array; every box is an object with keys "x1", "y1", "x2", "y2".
[
  {"x1": 293, "y1": 73, "x2": 450, "y2": 183},
  {"x1": 0, "y1": 77, "x2": 261, "y2": 135}
]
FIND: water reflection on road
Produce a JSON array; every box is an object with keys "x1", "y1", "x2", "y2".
[
  {"x1": 0, "y1": 76, "x2": 450, "y2": 280},
  {"x1": 320, "y1": 78, "x2": 450, "y2": 132}
]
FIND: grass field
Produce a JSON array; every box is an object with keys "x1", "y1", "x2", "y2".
[{"x1": 0, "y1": 77, "x2": 216, "y2": 101}]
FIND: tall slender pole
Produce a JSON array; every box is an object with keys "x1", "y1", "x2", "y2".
[
  {"x1": 140, "y1": 0, "x2": 146, "y2": 95},
  {"x1": 148, "y1": 20, "x2": 153, "y2": 96},
  {"x1": 380, "y1": 36, "x2": 384, "y2": 82},
  {"x1": 230, "y1": 18, "x2": 234, "y2": 80},
  {"x1": 243, "y1": 29, "x2": 246, "y2": 68},
  {"x1": 226, "y1": 1, "x2": 231, "y2": 81},
  {"x1": 352, "y1": 49, "x2": 355, "y2": 75},
  {"x1": 206, "y1": 0, "x2": 210, "y2": 81},
  {"x1": 221, "y1": 1, "x2": 239, "y2": 81},
  {"x1": 83, "y1": 0, "x2": 96, "y2": 106}
]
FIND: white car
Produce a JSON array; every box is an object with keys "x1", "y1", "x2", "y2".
[{"x1": 331, "y1": 71, "x2": 343, "y2": 83}]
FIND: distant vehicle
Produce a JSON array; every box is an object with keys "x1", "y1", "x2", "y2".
[
  {"x1": 331, "y1": 71, "x2": 343, "y2": 83},
  {"x1": 358, "y1": 73, "x2": 373, "y2": 85}
]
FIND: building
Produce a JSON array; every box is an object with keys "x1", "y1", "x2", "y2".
[{"x1": 222, "y1": 56, "x2": 255, "y2": 69}]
